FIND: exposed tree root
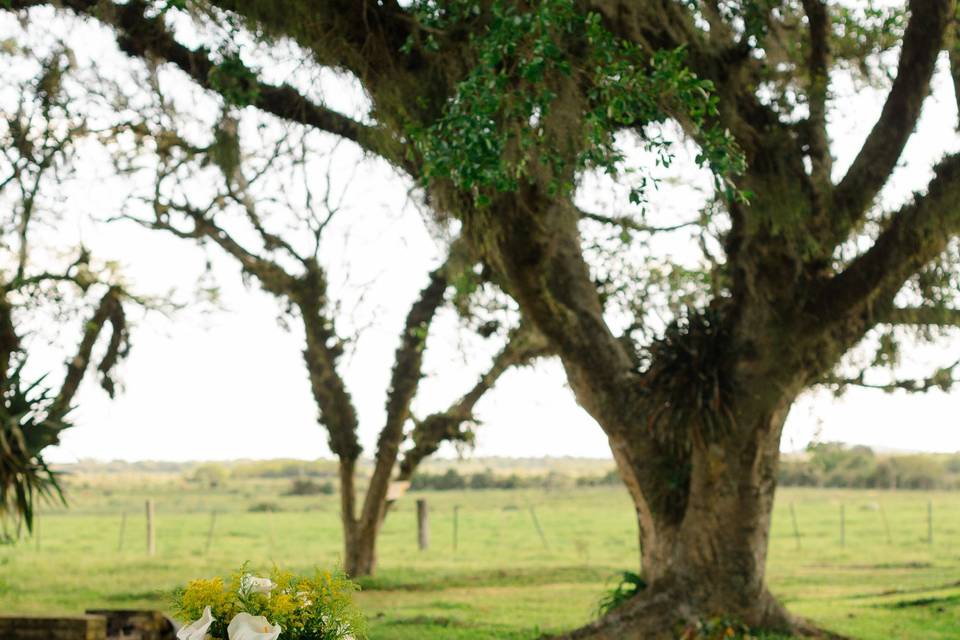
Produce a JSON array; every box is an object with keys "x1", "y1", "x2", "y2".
[{"x1": 544, "y1": 585, "x2": 850, "y2": 640}]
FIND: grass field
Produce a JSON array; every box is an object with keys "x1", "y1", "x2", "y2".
[{"x1": 1, "y1": 474, "x2": 958, "y2": 639}]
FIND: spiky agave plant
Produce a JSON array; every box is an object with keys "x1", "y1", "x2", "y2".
[{"x1": 0, "y1": 364, "x2": 67, "y2": 538}]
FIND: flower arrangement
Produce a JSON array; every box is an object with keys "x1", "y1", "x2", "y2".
[{"x1": 173, "y1": 566, "x2": 366, "y2": 640}]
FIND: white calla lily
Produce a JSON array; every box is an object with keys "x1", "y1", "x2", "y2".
[
  {"x1": 227, "y1": 612, "x2": 281, "y2": 640},
  {"x1": 240, "y1": 574, "x2": 275, "y2": 595},
  {"x1": 177, "y1": 605, "x2": 215, "y2": 640}
]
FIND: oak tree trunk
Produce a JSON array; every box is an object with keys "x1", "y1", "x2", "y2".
[
  {"x1": 558, "y1": 399, "x2": 821, "y2": 639},
  {"x1": 343, "y1": 525, "x2": 379, "y2": 578},
  {"x1": 338, "y1": 457, "x2": 379, "y2": 578}
]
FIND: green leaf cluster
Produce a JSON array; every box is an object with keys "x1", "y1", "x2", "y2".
[
  {"x1": 406, "y1": 0, "x2": 743, "y2": 205},
  {"x1": 208, "y1": 54, "x2": 261, "y2": 108}
]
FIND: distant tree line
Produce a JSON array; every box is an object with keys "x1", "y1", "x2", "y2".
[
  {"x1": 779, "y1": 443, "x2": 960, "y2": 490},
  {"x1": 186, "y1": 461, "x2": 623, "y2": 496},
  {"x1": 187, "y1": 450, "x2": 960, "y2": 493},
  {"x1": 409, "y1": 468, "x2": 621, "y2": 492}
]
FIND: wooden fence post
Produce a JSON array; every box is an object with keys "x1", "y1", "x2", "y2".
[
  {"x1": 118, "y1": 512, "x2": 127, "y2": 552},
  {"x1": 205, "y1": 511, "x2": 218, "y2": 555},
  {"x1": 529, "y1": 505, "x2": 549, "y2": 550},
  {"x1": 417, "y1": 499, "x2": 429, "y2": 551},
  {"x1": 452, "y1": 505, "x2": 459, "y2": 553},
  {"x1": 879, "y1": 502, "x2": 892, "y2": 544},
  {"x1": 267, "y1": 509, "x2": 276, "y2": 554},
  {"x1": 789, "y1": 503, "x2": 801, "y2": 550},
  {"x1": 839, "y1": 504, "x2": 845, "y2": 548},
  {"x1": 146, "y1": 500, "x2": 156, "y2": 556}
]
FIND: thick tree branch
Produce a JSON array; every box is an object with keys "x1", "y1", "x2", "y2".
[
  {"x1": 207, "y1": 0, "x2": 413, "y2": 82},
  {"x1": 578, "y1": 208, "x2": 699, "y2": 234},
  {"x1": 831, "y1": 0, "x2": 954, "y2": 236},
  {"x1": 5, "y1": 0, "x2": 399, "y2": 165},
  {"x1": 47, "y1": 287, "x2": 125, "y2": 426},
  {"x1": 0, "y1": 298, "x2": 19, "y2": 388},
  {"x1": 801, "y1": 0, "x2": 832, "y2": 189},
  {"x1": 5, "y1": 271, "x2": 85, "y2": 293},
  {"x1": 951, "y1": 10, "x2": 960, "y2": 128},
  {"x1": 810, "y1": 153, "x2": 960, "y2": 327},
  {"x1": 396, "y1": 323, "x2": 551, "y2": 482},
  {"x1": 295, "y1": 265, "x2": 362, "y2": 477},
  {"x1": 133, "y1": 203, "x2": 298, "y2": 295},
  {"x1": 879, "y1": 306, "x2": 960, "y2": 326},
  {"x1": 699, "y1": 1, "x2": 737, "y2": 47},
  {"x1": 139, "y1": 200, "x2": 364, "y2": 472},
  {"x1": 820, "y1": 357, "x2": 960, "y2": 394},
  {"x1": 358, "y1": 258, "x2": 450, "y2": 532}
]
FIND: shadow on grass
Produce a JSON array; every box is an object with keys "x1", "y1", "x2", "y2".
[
  {"x1": 844, "y1": 580, "x2": 960, "y2": 601},
  {"x1": 102, "y1": 590, "x2": 166, "y2": 603},
  {"x1": 803, "y1": 561, "x2": 933, "y2": 570},
  {"x1": 373, "y1": 615, "x2": 544, "y2": 640},
  {"x1": 878, "y1": 593, "x2": 960, "y2": 609},
  {"x1": 357, "y1": 565, "x2": 618, "y2": 592}
]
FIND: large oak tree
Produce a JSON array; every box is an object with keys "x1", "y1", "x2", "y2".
[{"x1": 6, "y1": 0, "x2": 960, "y2": 637}]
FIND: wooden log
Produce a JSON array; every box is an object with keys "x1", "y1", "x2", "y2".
[
  {"x1": 85, "y1": 609, "x2": 177, "y2": 640},
  {"x1": 0, "y1": 614, "x2": 107, "y2": 640}
]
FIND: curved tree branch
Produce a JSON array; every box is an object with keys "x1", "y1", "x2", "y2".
[
  {"x1": 396, "y1": 323, "x2": 552, "y2": 483},
  {"x1": 801, "y1": 0, "x2": 832, "y2": 190},
  {"x1": 207, "y1": 0, "x2": 413, "y2": 81},
  {"x1": 879, "y1": 306, "x2": 960, "y2": 327},
  {"x1": 358, "y1": 257, "x2": 451, "y2": 533},
  {"x1": 950, "y1": 8, "x2": 960, "y2": 128},
  {"x1": 831, "y1": 0, "x2": 954, "y2": 239},
  {"x1": 810, "y1": 153, "x2": 960, "y2": 327},
  {"x1": 48, "y1": 286, "x2": 126, "y2": 426},
  {"x1": 820, "y1": 357, "x2": 960, "y2": 394},
  {"x1": 0, "y1": 299, "x2": 19, "y2": 389},
  {"x1": 4, "y1": 0, "x2": 400, "y2": 165},
  {"x1": 578, "y1": 207, "x2": 700, "y2": 234}
]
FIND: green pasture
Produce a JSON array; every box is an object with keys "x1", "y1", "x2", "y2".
[{"x1": 1, "y1": 478, "x2": 958, "y2": 639}]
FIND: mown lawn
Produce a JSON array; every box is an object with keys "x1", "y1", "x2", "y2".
[{"x1": 1, "y1": 478, "x2": 958, "y2": 639}]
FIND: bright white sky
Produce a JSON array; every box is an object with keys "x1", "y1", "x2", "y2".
[{"x1": 3, "y1": 11, "x2": 958, "y2": 464}]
